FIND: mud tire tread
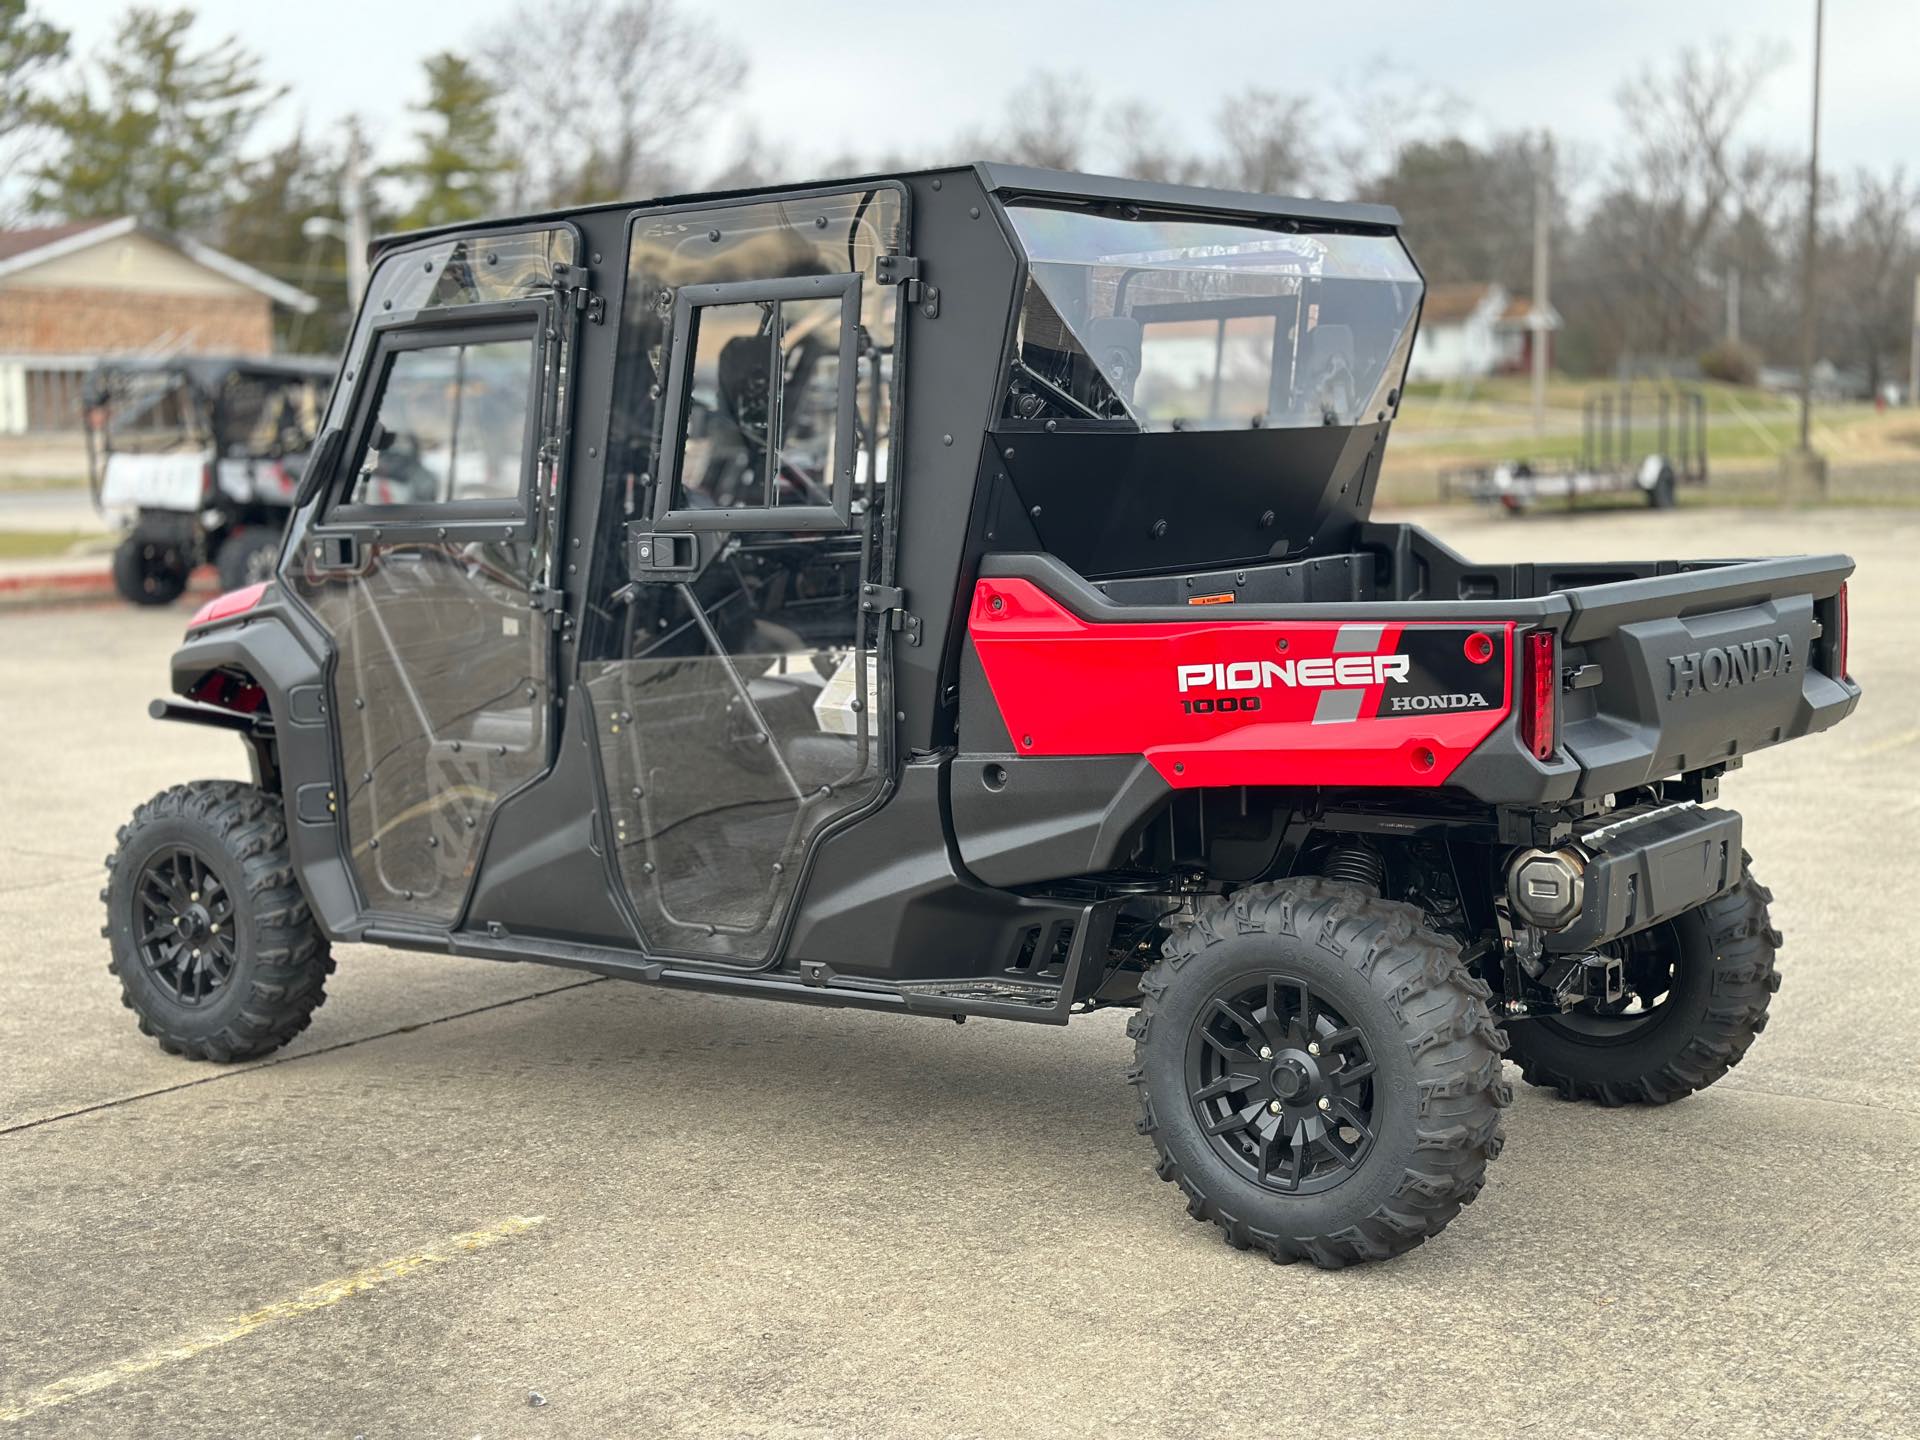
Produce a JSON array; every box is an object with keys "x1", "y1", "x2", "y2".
[
  {"x1": 1130, "y1": 879, "x2": 1510, "y2": 1269},
  {"x1": 1505, "y1": 859, "x2": 1778, "y2": 1107},
  {"x1": 103, "y1": 780, "x2": 332, "y2": 1063}
]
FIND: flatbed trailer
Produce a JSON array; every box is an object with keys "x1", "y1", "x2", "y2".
[{"x1": 1444, "y1": 386, "x2": 1707, "y2": 513}]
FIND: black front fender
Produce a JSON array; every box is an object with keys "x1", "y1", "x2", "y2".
[{"x1": 165, "y1": 599, "x2": 362, "y2": 938}]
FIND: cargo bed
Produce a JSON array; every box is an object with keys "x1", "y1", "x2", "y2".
[{"x1": 975, "y1": 523, "x2": 1860, "y2": 804}]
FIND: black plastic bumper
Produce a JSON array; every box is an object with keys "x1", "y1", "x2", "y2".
[{"x1": 1546, "y1": 803, "x2": 1744, "y2": 952}]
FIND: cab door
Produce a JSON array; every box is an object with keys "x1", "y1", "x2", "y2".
[
  {"x1": 576, "y1": 186, "x2": 907, "y2": 966},
  {"x1": 292, "y1": 301, "x2": 561, "y2": 927}
]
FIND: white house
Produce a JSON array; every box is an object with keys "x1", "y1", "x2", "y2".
[{"x1": 1406, "y1": 282, "x2": 1557, "y2": 384}]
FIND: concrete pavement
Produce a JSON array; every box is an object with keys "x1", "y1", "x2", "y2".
[{"x1": 1, "y1": 506, "x2": 1915, "y2": 1437}]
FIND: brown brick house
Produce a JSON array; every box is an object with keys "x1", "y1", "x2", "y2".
[{"x1": 0, "y1": 218, "x2": 316, "y2": 433}]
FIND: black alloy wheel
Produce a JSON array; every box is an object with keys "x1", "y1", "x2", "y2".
[
  {"x1": 104, "y1": 780, "x2": 333, "y2": 1062},
  {"x1": 1186, "y1": 974, "x2": 1377, "y2": 1195},
  {"x1": 1131, "y1": 879, "x2": 1509, "y2": 1267},
  {"x1": 132, "y1": 844, "x2": 237, "y2": 1005}
]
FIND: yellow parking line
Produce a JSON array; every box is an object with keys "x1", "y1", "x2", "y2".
[{"x1": 0, "y1": 1215, "x2": 545, "y2": 1424}]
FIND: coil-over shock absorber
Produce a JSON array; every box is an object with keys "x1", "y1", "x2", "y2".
[{"x1": 1320, "y1": 840, "x2": 1385, "y2": 897}]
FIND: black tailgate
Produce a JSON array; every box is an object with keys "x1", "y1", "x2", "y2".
[{"x1": 1554, "y1": 555, "x2": 1859, "y2": 796}]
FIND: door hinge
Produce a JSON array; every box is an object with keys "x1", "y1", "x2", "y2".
[
  {"x1": 552, "y1": 262, "x2": 606, "y2": 324},
  {"x1": 876, "y1": 253, "x2": 937, "y2": 318},
  {"x1": 860, "y1": 582, "x2": 920, "y2": 646},
  {"x1": 528, "y1": 583, "x2": 570, "y2": 629}
]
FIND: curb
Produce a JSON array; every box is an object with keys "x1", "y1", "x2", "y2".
[{"x1": 0, "y1": 564, "x2": 218, "y2": 611}]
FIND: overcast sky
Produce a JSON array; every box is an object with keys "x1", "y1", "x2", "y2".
[{"x1": 49, "y1": 0, "x2": 1920, "y2": 191}]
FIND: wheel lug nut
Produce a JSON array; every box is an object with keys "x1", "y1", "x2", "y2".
[
  {"x1": 1268, "y1": 1100, "x2": 1282, "y2": 1114},
  {"x1": 1317, "y1": 1096, "x2": 1331, "y2": 1111},
  {"x1": 190, "y1": 892, "x2": 199, "y2": 902},
  {"x1": 1258, "y1": 1046, "x2": 1273, "y2": 1060},
  {"x1": 1308, "y1": 1042, "x2": 1321, "y2": 1056},
  {"x1": 210, "y1": 923, "x2": 220, "y2": 934}
]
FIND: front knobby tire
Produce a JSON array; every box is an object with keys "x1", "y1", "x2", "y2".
[
  {"x1": 1128, "y1": 880, "x2": 1511, "y2": 1269},
  {"x1": 102, "y1": 781, "x2": 333, "y2": 1062},
  {"x1": 1504, "y1": 863, "x2": 1781, "y2": 1107}
]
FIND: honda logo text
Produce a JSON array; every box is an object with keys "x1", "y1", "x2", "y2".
[{"x1": 1668, "y1": 634, "x2": 1794, "y2": 699}]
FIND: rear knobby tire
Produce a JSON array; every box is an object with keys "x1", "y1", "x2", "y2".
[
  {"x1": 1504, "y1": 864, "x2": 1780, "y2": 1106},
  {"x1": 102, "y1": 781, "x2": 332, "y2": 1062},
  {"x1": 112, "y1": 532, "x2": 190, "y2": 606},
  {"x1": 215, "y1": 528, "x2": 281, "y2": 592},
  {"x1": 1128, "y1": 879, "x2": 1510, "y2": 1269}
]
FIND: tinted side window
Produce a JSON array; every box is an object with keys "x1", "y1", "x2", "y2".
[{"x1": 346, "y1": 338, "x2": 532, "y2": 507}]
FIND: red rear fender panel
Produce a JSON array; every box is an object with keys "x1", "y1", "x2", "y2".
[{"x1": 968, "y1": 578, "x2": 1513, "y2": 789}]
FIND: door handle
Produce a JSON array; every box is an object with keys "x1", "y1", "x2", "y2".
[
  {"x1": 626, "y1": 530, "x2": 699, "y2": 580},
  {"x1": 307, "y1": 533, "x2": 362, "y2": 573}
]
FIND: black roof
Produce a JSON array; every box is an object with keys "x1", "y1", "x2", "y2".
[
  {"x1": 975, "y1": 164, "x2": 1401, "y2": 231},
  {"x1": 371, "y1": 162, "x2": 1403, "y2": 258}
]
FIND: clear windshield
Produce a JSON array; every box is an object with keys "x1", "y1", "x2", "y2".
[{"x1": 1002, "y1": 204, "x2": 1422, "y2": 432}]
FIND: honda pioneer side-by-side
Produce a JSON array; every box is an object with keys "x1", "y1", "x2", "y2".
[
  {"x1": 86, "y1": 355, "x2": 335, "y2": 604},
  {"x1": 103, "y1": 165, "x2": 1860, "y2": 1268}
]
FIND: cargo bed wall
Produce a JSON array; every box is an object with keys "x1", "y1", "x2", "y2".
[{"x1": 968, "y1": 538, "x2": 1859, "y2": 806}]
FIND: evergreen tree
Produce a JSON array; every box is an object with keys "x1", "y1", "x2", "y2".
[
  {"x1": 393, "y1": 53, "x2": 512, "y2": 230},
  {"x1": 220, "y1": 129, "x2": 363, "y2": 354},
  {"x1": 29, "y1": 6, "x2": 279, "y2": 231},
  {"x1": 0, "y1": 0, "x2": 68, "y2": 218}
]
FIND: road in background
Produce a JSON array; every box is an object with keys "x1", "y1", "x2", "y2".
[{"x1": 2, "y1": 506, "x2": 1914, "y2": 1437}]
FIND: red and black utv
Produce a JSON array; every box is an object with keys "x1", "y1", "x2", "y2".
[{"x1": 104, "y1": 165, "x2": 1859, "y2": 1267}]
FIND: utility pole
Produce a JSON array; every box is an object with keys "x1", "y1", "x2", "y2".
[
  {"x1": 1726, "y1": 267, "x2": 1742, "y2": 347},
  {"x1": 1795, "y1": 0, "x2": 1824, "y2": 456},
  {"x1": 1531, "y1": 134, "x2": 1553, "y2": 438},
  {"x1": 1910, "y1": 271, "x2": 1919, "y2": 406},
  {"x1": 342, "y1": 126, "x2": 370, "y2": 311},
  {"x1": 1783, "y1": 0, "x2": 1827, "y2": 498}
]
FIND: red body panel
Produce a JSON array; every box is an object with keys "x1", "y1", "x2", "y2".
[
  {"x1": 968, "y1": 578, "x2": 1513, "y2": 789},
  {"x1": 186, "y1": 581, "x2": 268, "y2": 632}
]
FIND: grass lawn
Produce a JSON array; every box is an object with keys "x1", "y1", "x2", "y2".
[
  {"x1": 1391, "y1": 375, "x2": 1895, "y2": 468},
  {"x1": 0, "y1": 529, "x2": 112, "y2": 561}
]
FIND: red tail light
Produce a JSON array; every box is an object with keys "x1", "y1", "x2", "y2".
[
  {"x1": 1522, "y1": 631, "x2": 1556, "y2": 760},
  {"x1": 1837, "y1": 581, "x2": 1850, "y2": 680}
]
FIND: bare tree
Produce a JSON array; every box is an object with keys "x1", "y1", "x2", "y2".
[
  {"x1": 1607, "y1": 39, "x2": 1788, "y2": 358},
  {"x1": 1821, "y1": 169, "x2": 1920, "y2": 393},
  {"x1": 703, "y1": 120, "x2": 793, "y2": 193},
  {"x1": 480, "y1": 0, "x2": 745, "y2": 210},
  {"x1": 1210, "y1": 89, "x2": 1318, "y2": 194},
  {"x1": 1325, "y1": 65, "x2": 1467, "y2": 195},
  {"x1": 1107, "y1": 99, "x2": 1207, "y2": 184},
  {"x1": 960, "y1": 71, "x2": 1092, "y2": 171}
]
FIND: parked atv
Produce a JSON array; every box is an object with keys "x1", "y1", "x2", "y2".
[
  {"x1": 103, "y1": 165, "x2": 1860, "y2": 1267},
  {"x1": 85, "y1": 355, "x2": 334, "y2": 604}
]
